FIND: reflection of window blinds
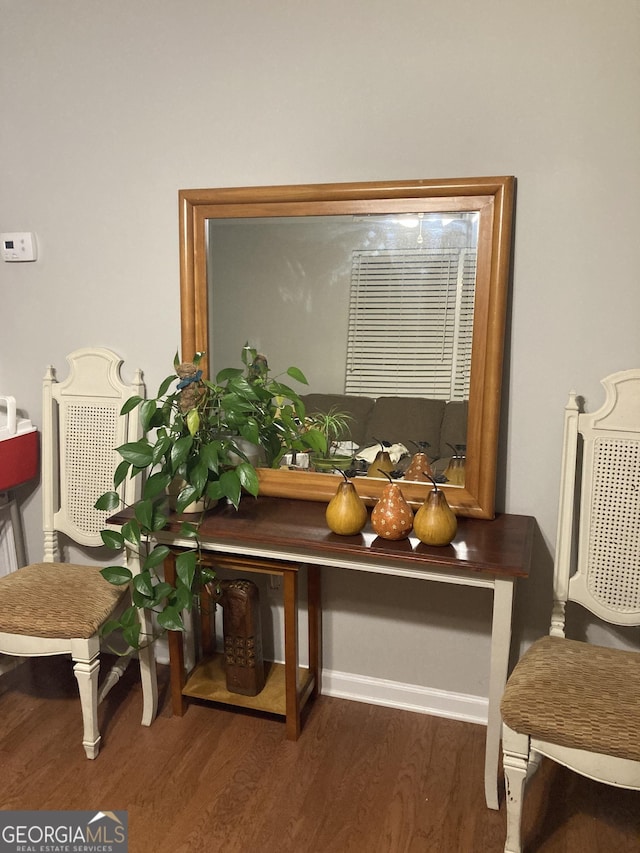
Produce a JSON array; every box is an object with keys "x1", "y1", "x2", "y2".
[{"x1": 345, "y1": 248, "x2": 476, "y2": 400}]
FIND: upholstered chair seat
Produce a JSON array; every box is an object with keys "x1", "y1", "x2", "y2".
[{"x1": 0, "y1": 563, "x2": 126, "y2": 639}]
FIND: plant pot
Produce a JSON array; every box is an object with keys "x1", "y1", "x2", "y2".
[
  {"x1": 312, "y1": 454, "x2": 353, "y2": 473},
  {"x1": 225, "y1": 437, "x2": 267, "y2": 468}
]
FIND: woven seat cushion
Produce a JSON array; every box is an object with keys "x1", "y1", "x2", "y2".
[
  {"x1": 0, "y1": 562, "x2": 127, "y2": 639},
  {"x1": 501, "y1": 635, "x2": 640, "y2": 762}
]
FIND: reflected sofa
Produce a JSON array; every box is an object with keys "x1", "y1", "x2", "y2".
[{"x1": 299, "y1": 393, "x2": 468, "y2": 470}]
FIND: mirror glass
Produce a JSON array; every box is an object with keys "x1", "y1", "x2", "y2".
[{"x1": 180, "y1": 178, "x2": 515, "y2": 518}]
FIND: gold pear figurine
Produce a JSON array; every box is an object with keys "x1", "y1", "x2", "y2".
[
  {"x1": 367, "y1": 439, "x2": 395, "y2": 478},
  {"x1": 371, "y1": 471, "x2": 413, "y2": 540},
  {"x1": 326, "y1": 470, "x2": 368, "y2": 536},
  {"x1": 413, "y1": 474, "x2": 457, "y2": 546},
  {"x1": 443, "y1": 443, "x2": 466, "y2": 486}
]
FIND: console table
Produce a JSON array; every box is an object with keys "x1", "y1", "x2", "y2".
[{"x1": 138, "y1": 496, "x2": 533, "y2": 811}]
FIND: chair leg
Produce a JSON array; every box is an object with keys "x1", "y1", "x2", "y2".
[
  {"x1": 72, "y1": 640, "x2": 101, "y2": 759},
  {"x1": 502, "y1": 724, "x2": 534, "y2": 853},
  {"x1": 138, "y1": 642, "x2": 158, "y2": 727},
  {"x1": 135, "y1": 603, "x2": 158, "y2": 726}
]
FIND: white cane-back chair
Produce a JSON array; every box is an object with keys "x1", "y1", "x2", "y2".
[
  {"x1": 500, "y1": 369, "x2": 640, "y2": 852},
  {"x1": 0, "y1": 348, "x2": 157, "y2": 758}
]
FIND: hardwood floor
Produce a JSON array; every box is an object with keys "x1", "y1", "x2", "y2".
[{"x1": 0, "y1": 657, "x2": 638, "y2": 853}]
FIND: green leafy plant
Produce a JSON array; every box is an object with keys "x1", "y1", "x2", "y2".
[
  {"x1": 95, "y1": 345, "x2": 326, "y2": 649},
  {"x1": 304, "y1": 406, "x2": 355, "y2": 473},
  {"x1": 305, "y1": 406, "x2": 353, "y2": 452}
]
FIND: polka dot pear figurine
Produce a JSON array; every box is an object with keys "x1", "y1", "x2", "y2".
[{"x1": 371, "y1": 470, "x2": 413, "y2": 540}]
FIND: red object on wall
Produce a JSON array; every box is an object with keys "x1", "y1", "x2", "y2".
[{"x1": 0, "y1": 431, "x2": 39, "y2": 491}]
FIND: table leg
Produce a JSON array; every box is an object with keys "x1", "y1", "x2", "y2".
[
  {"x1": 200, "y1": 582, "x2": 215, "y2": 658},
  {"x1": 164, "y1": 552, "x2": 187, "y2": 716},
  {"x1": 307, "y1": 564, "x2": 322, "y2": 697},
  {"x1": 283, "y1": 568, "x2": 300, "y2": 740},
  {"x1": 485, "y1": 577, "x2": 516, "y2": 809}
]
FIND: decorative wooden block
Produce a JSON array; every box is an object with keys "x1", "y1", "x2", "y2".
[{"x1": 220, "y1": 578, "x2": 265, "y2": 696}]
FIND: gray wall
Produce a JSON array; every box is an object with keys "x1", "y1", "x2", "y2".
[{"x1": 1, "y1": 1, "x2": 639, "y2": 699}]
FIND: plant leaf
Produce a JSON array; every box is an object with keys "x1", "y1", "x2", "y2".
[
  {"x1": 286, "y1": 366, "x2": 308, "y2": 385},
  {"x1": 175, "y1": 484, "x2": 199, "y2": 513},
  {"x1": 176, "y1": 550, "x2": 197, "y2": 590},
  {"x1": 134, "y1": 499, "x2": 154, "y2": 530},
  {"x1": 117, "y1": 439, "x2": 154, "y2": 468},
  {"x1": 216, "y1": 366, "x2": 243, "y2": 383},
  {"x1": 173, "y1": 581, "x2": 193, "y2": 611},
  {"x1": 187, "y1": 459, "x2": 208, "y2": 494},
  {"x1": 179, "y1": 521, "x2": 199, "y2": 539},
  {"x1": 301, "y1": 427, "x2": 327, "y2": 453},
  {"x1": 152, "y1": 434, "x2": 172, "y2": 465},
  {"x1": 157, "y1": 606, "x2": 185, "y2": 632},
  {"x1": 150, "y1": 581, "x2": 173, "y2": 604},
  {"x1": 170, "y1": 435, "x2": 193, "y2": 472},
  {"x1": 150, "y1": 501, "x2": 169, "y2": 532},
  {"x1": 143, "y1": 471, "x2": 172, "y2": 500},
  {"x1": 186, "y1": 408, "x2": 200, "y2": 436},
  {"x1": 143, "y1": 544, "x2": 171, "y2": 570},
  {"x1": 241, "y1": 344, "x2": 257, "y2": 366},
  {"x1": 100, "y1": 529, "x2": 123, "y2": 550},
  {"x1": 123, "y1": 623, "x2": 141, "y2": 649},
  {"x1": 140, "y1": 399, "x2": 159, "y2": 431},
  {"x1": 120, "y1": 395, "x2": 143, "y2": 415},
  {"x1": 239, "y1": 419, "x2": 260, "y2": 445},
  {"x1": 113, "y1": 460, "x2": 131, "y2": 489},
  {"x1": 201, "y1": 441, "x2": 221, "y2": 473},
  {"x1": 199, "y1": 565, "x2": 217, "y2": 585},
  {"x1": 94, "y1": 491, "x2": 120, "y2": 512},
  {"x1": 100, "y1": 619, "x2": 123, "y2": 638},
  {"x1": 206, "y1": 480, "x2": 226, "y2": 501},
  {"x1": 120, "y1": 605, "x2": 139, "y2": 627},
  {"x1": 122, "y1": 518, "x2": 141, "y2": 546},
  {"x1": 157, "y1": 374, "x2": 177, "y2": 397},
  {"x1": 132, "y1": 587, "x2": 155, "y2": 608},
  {"x1": 236, "y1": 462, "x2": 259, "y2": 497},
  {"x1": 220, "y1": 469, "x2": 242, "y2": 509},
  {"x1": 133, "y1": 570, "x2": 154, "y2": 598},
  {"x1": 100, "y1": 565, "x2": 132, "y2": 585}
]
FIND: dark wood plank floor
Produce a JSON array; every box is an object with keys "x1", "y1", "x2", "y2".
[{"x1": 0, "y1": 657, "x2": 638, "y2": 852}]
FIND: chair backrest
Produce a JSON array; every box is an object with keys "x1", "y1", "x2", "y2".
[
  {"x1": 42, "y1": 348, "x2": 144, "y2": 559},
  {"x1": 551, "y1": 369, "x2": 640, "y2": 636}
]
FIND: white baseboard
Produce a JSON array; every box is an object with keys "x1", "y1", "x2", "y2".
[
  {"x1": 153, "y1": 639, "x2": 489, "y2": 726},
  {"x1": 320, "y1": 668, "x2": 488, "y2": 726}
]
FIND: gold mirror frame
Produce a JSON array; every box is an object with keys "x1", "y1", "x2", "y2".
[{"x1": 179, "y1": 177, "x2": 515, "y2": 519}]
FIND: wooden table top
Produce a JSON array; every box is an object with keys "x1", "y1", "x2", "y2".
[{"x1": 113, "y1": 496, "x2": 534, "y2": 580}]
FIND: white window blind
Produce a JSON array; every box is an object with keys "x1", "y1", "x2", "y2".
[{"x1": 345, "y1": 248, "x2": 476, "y2": 400}]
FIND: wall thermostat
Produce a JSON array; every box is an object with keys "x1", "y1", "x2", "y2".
[{"x1": 1, "y1": 232, "x2": 37, "y2": 262}]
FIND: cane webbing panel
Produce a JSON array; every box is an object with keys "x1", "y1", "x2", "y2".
[
  {"x1": 63, "y1": 403, "x2": 120, "y2": 537},
  {"x1": 501, "y1": 635, "x2": 640, "y2": 762},
  {"x1": 0, "y1": 563, "x2": 126, "y2": 639},
  {"x1": 586, "y1": 437, "x2": 640, "y2": 612}
]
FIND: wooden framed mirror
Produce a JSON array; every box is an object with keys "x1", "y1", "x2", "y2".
[{"x1": 179, "y1": 177, "x2": 515, "y2": 518}]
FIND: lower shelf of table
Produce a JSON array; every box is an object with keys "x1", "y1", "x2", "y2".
[{"x1": 182, "y1": 654, "x2": 315, "y2": 717}]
